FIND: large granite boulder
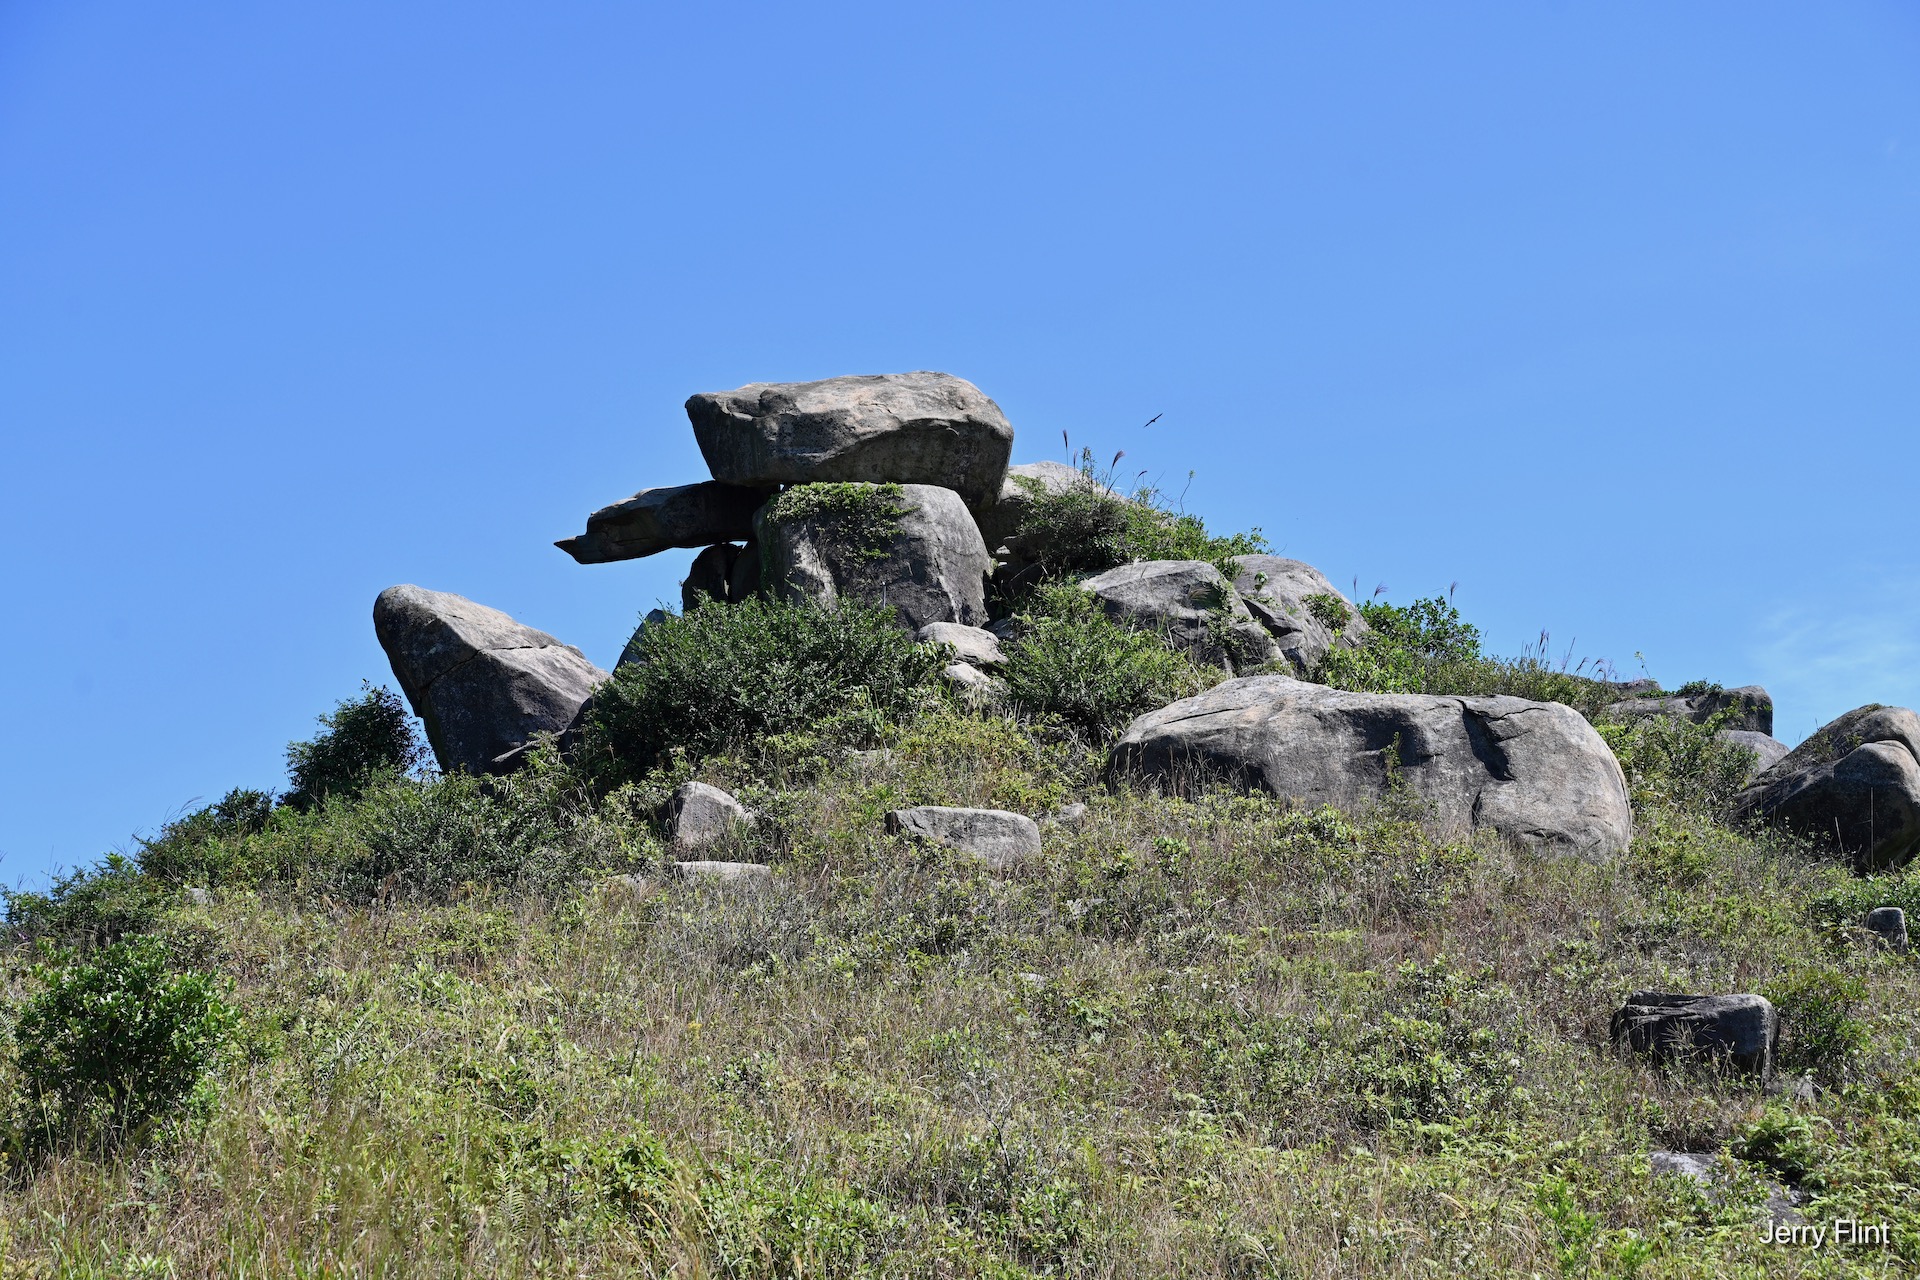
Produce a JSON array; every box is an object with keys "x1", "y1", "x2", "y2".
[
  {"x1": 1082, "y1": 560, "x2": 1281, "y2": 673},
  {"x1": 972, "y1": 460, "x2": 1088, "y2": 555},
  {"x1": 755, "y1": 482, "x2": 991, "y2": 630},
  {"x1": 1108, "y1": 674, "x2": 1632, "y2": 857},
  {"x1": 1605, "y1": 685, "x2": 1774, "y2": 735},
  {"x1": 1719, "y1": 729, "x2": 1790, "y2": 780},
  {"x1": 681, "y1": 543, "x2": 742, "y2": 611},
  {"x1": 556, "y1": 482, "x2": 769, "y2": 564},
  {"x1": 1229, "y1": 555, "x2": 1370, "y2": 678},
  {"x1": 373, "y1": 585, "x2": 607, "y2": 775},
  {"x1": 1734, "y1": 705, "x2": 1920, "y2": 872},
  {"x1": 687, "y1": 372, "x2": 1014, "y2": 507},
  {"x1": 1611, "y1": 992, "x2": 1777, "y2": 1079}
]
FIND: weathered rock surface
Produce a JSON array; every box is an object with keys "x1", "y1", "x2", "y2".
[
  {"x1": 1719, "y1": 730, "x2": 1790, "y2": 779},
  {"x1": 756, "y1": 483, "x2": 991, "y2": 630},
  {"x1": 681, "y1": 543, "x2": 741, "y2": 611},
  {"x1": 557, "y1": 482, "x2": 769, "y2": 564},
  {"x1": 1229, "y1": 555, "x2": 1370, "y2": 678},
  {"x1": 1611, "y1": 992, "x2": 1777, "y2": 1079},
  {"x1": 688, "y1": 372, "x2": 1014, "y2": 507},
  {"x1": 1649, "y1": 1152, "x2": 1802, "y2": 1226},
  {"x1": 1082, "y1": 560, "x2": 1281, "y2": 672},
  {"x1": 667, "y1": 781, "x2": 753, "y2": 852},
  {"x1": 917, "y1": 622, "x2": 1005, "y2": 667},
  {"x1": 885, "y1": 806, "x2": 1042, "y2": 866},
  {"x1": 1865, "y1": 906, "x2": 1909, "y2": 951},
  {"x1": 1735, "y1": 705, "x2": 1920, "y2": 872},
  {"x1": 1605, "y1": 685, "x2": 1774, "y2": 735},
  {"x1": 1108, "y1": 675, "x2": 1633, "y2": 857},
  {"x1": 941, "y1": 661, "x2": 1002, "y2": 700},
  {"x1": 973, "y1": 460, "x2": 1088, "y2": 554},
  {"x1": 673, "y1": 860, "x2": 772, "y2": 883},
  {"x1": 374, "y1": 585, "x2": 606, "y2": 776}
]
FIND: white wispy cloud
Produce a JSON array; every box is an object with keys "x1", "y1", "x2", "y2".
[{"x1": 1751, "y1": 582, "x2": 1920, "y2": 746}]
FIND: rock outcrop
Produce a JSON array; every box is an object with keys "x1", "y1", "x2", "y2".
[
  {"x1": 1229, "y1": 555, "x2": 1369, "y2": 677},
  {"x1": 1082, "y1": 560, "x2": 1280, "y2": 672},
  {"x1": 1108, "y1": 674, "x2": 1632, "y2": 857},
  {"x1": 1735, "y1": 705, "x2": 1920, "y2": 872},
  {"x1": 1611, "y1": 992, "x2": 1777, "y2": 1079},
  {"x1": 916, "y1": 622, "x2": 1005, "y2": 667},
  {"x1": 1865, "y1": 906, "x2": 1908, "y2": 951},
  {"x1": 687, "y1": 372, "x2": 1014, "y2": 507},
  {"x1": 972, "y1": 459, "x2": 1088, "y2": 556},
  {"x1": 556, "y1": 482, "x2": 769, "y2": 564},
  {"x1": 1605, "y1": 685, "x2": 1774, "y2": 736},
  {"x1": 667, "y1": 781, "x2": 753, "y2": 852},
  {"x1": 1719, "y1": 729, "x2": 1790, "y2": 779},
  {"x1": 885, "y1": 806, "x2": 1042, "y2": 866},
  {"x1": 373, "y1": 585, "x2": 606, "y2": 775},
  {"x1": 755, "y1": 482, "x2": 991, "y2": 630}
]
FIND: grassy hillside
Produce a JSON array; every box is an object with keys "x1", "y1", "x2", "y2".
[{"x1": 3, "y1": 536, "x2": 1917, "y2": 1275}]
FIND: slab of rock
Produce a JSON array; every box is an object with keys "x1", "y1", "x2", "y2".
[
  {"x1": 374, "y1": 585, "x2": 606, "y2": 776},
  {"x1": 1229, "y1": 555, "x2": 1370, "y2": 678},
  {"x1": 973, "y1": 460, "x2": 1089, "y2": 554},
  {"x1": 941, "y1": 661, "x2": 1002, "y2": 701},
  {"x1": 616, "y1": 608, "x2": 671, "y2": 671},
  {"x1": 687, "y1": 372, "x2": 1014, "y2": 507},
  {"x1": 681, "y1": 543, "x2": 741, "y2": 611},
  {"x1": 1082, "y1": 560, "x2": 1281, "y2": 673},
  {"x1": 1108, "y1": 674, "x2": 1632, "y2": 857},
  {"x1": 667, "y1": 781, "x2": 753, "y2": 852},
  {"x1": 756, "y1": 482, "x2": 991, "y2": 630},
  {"x1": 557, "y1": 482, "x2": 769, "y2": 564},
  {"x1": 1719, "y1": 729, "x2": 1790, "y2": 780},
  {"x1": 1611, "y1": 992, "x2": 1777, "y2": 1079},
  {"x1": 917, "y1": 622, "x2": 1005, "y2": 667},
  {"x1": 1865, "y1": 906, "x2": 1909, "y2": 951},
  {"x1": 673, "y1": 860, "x2": 772, "y2": 883},
  {"x1": 1735, "y1": 705, "x2": 1920, "y2": 872},
  {"x1": 1650, "y1": 1152, "x2": 1801, "y2": 1226},
  {"x1": 885, "y1": 806, "x2": 1042, "y2": 866},
  {"x1": 1605, "y1": 685, "x2": 1774, "y2": 735}
]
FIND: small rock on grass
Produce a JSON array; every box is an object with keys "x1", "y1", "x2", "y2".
[
  {"x1": 673, "y1": 861, "x2": 773, "y2": 883},
  {"x1": 886, "y1": 805, "x2": 1042, "y2": 866},
  {"x1": 667, "y1": 781, "x2": 754, "y2": 852}
]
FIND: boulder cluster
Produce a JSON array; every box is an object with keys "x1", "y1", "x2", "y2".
[{"x1": 368, "y1": 371, "x2": 1920, "y2": 888}]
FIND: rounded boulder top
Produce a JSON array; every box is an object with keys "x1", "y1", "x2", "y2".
[{"x1": 684, "y1": 371, "x2": 1014, "y2": 507}]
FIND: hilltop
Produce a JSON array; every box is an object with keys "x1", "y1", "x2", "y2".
[{"x1": 2, "y1": 373, "x2": 1916, "y2": 1278}]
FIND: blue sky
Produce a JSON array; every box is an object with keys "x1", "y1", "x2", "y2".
[{"x1": 3, "y1": 2, "x2": 1917, "y2": 885}]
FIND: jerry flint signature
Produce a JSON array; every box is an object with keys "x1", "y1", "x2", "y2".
[{"x1": 1762, "y1": 1218, "x2": 1891, "y2": 1248}]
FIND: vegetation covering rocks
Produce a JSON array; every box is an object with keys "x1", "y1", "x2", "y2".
[{"x1": 8, "y1": 371, "x2": 1920, "y2": 1276}]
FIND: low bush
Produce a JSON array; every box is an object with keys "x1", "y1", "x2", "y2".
[
  {"x1": 284, "y1": 683, "x2": 427, "y2": 809},
  {"x1": 575, "y1": 597, "x2": 941, "y2": 789},
  {"x1": 1317, "y1": 595, "x2": 1618, "y2": 716},
  {"x1": 10, "y1": 935, "x2": 235, "y2": 1150},
  {"x1": 2, "y1": 854, "x2": 163, "y2": 951},
  {"x1": 999, "y1": 584, "x2": 1214, "y2": 742},
  {"x1": 1012, "y1": 451, "x2": 1267, "y2": 579},
  {"x1": 136, "y1": 787, "x2": 277, "y2": 883},
  {"x1": 1596, "y1": 712, "x2": 1757, "y2": 818}
]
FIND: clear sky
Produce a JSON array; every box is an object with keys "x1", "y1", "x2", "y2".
[{"x1": 3, "y1": 2, "x2": 1917, "y2": 886}]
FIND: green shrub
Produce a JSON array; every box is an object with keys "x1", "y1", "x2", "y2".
[
  {"x1": 1316, "y1": 595, "x2": 1617, "y2": 716},
  {"x1": 2, "y1": 855, "x2": 162, "y2": 951},
  {"x1": 575, "y1": 597, "x2": 940, "y2": 789},
  {"x1": 336, "y1": 768, "x2": 608, "y2": 899},
  {"x1": 1012, "y1": 450, "x2": 1266, "y2": 579},
  {"x1": 11, "y1": 935, "x2": 236, "y2": 1149},
  {"x1": 284, "y1": 683, "x2": 426, "y2": 809},
  {"x1": 1596, "y1": 711, "x2": 1756, "y2": 818},
  {"x1": 1764, "y1": 966, "x2": 1870, "y2": 1078},
  {"x1": 1000, "y1": 584, "x2": 1213, "y2": 742},
  {"x1": 136, "y1": 787, "x2": 277, "y2": 884}
]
